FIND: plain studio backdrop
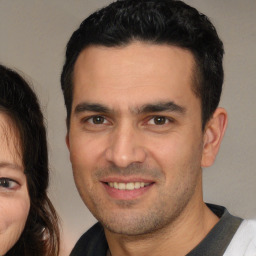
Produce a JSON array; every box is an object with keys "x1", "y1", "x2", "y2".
[{"x1": 0, "y1": 0, "x2": 255, "y2": 255}]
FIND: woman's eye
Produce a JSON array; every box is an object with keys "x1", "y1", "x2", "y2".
[
  {"x1": 148, "y1": 116, "x2": 169, "y2": 125},
  {"x1": 0, "y1": 178, "x2": 19, "y2": 190}
]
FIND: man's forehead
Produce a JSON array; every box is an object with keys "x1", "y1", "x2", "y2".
[
  {"x1": 73, "y1": 42, "x2": 196, "y2": 86},
  {"x1": 72, "y1": 41, "x2": 199, "y2": 114},
  {"x1": 74, "y1": 41, "x2": 196, "y2": 73}
]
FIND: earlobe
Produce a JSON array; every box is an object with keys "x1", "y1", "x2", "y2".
[{"x1": 201, "y1": 108, "x2": 228, "y2": 167}]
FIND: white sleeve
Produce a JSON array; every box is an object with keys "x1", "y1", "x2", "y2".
[{"x1": 224, "y1": 219, "x2": 256, "y2": 256}]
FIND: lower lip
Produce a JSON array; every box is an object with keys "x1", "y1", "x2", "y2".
[{"x1": 102, "y1": 182, "x2": 154, "y2": 200}]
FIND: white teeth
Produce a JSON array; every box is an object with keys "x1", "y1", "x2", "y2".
[
  {"x1": 134, "y1": 182, "x2": 141, "y2": 189},
  {"x1": 126, "y1": 183, "x2": 135, "y2": 190},
  {"x1": 108, "y1": 182, "x2": 150, "y2": 190},
  {"x1": 118, "y1": 183, "x2": 126, "y2": 190}
]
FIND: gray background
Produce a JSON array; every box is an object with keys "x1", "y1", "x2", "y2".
[{"x1": 0, "y1": 0, "x2": 255, "y2": 255}]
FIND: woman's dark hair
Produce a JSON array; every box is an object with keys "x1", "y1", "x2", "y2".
[
  {"x1": 0, "y1": 64, "x2": 59, "y2": 256},
  {"x1": 61, "y1": 0, "x2": 224, "y2": 129}
]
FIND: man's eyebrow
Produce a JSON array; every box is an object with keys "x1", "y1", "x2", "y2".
[
  {"x1": 74, "y1": 101, "x2": 186, "y2": 115},
  {"x1": 0, "y1": 162, "x2": 23, "y2": 171},
  {"x1": 74, "y1": 103, "x2": 110, "y2": 114},
  {"x1": 135, "y1": 101, "x2": 186, "y2": 114}
]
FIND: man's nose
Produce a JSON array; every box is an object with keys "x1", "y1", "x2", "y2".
[{"x1": 105, "y1": 123, "x2": 147, "y2": 168}]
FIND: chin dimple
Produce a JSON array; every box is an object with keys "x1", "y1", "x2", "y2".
[{"x1": 107, "y1": 182, "x2": 150, "y2": 190}]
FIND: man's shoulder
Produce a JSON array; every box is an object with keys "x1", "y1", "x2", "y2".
[
  {"x1": 70, "y1": 222, "x2": 108, "y2": 256},
  {"x1": 224, "y1": 219, "x2": 256, "y2": 256}
]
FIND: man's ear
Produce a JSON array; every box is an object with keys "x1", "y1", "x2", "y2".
[{"x1": 201, "y1": 107, "x2": 228, "y2": 167}]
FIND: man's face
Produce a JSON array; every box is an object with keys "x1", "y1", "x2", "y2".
[{"x1": 67, "y1": 42, "x2": 206, "y2": 236}]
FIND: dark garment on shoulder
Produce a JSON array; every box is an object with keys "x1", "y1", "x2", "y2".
[
  {"x1": 186, "y1": 204, "x2": 242, "y2": 256},
  {"x1": 70, "y1": 222, "x2": 108, "y2": 256},
  {"x1": 70, "y1": 204, "x2": 242, "y2": 256}
]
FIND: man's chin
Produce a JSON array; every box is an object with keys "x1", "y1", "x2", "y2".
[{"x1": 99, "y1": 213, "x2": 166, "y2": 237}]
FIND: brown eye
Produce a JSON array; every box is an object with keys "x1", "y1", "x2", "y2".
[
  {"x1": 153, "y1": 116, "x2": 167, "y2": 125},
  {"x1": 92, "y1": 116, "x2": 105, "y2": 124},
  {"x1": 0, "y1": 178, "x2": 10, "y2": 188},
  {"x1": 0, "y1": 178, "x2": 19, "y2": 189}
]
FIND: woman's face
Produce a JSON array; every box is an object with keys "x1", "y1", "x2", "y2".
[{"x1": 0, "y1": 113, "x2": 30, "y2": 255}]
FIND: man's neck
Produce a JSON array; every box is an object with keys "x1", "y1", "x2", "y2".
[{"x1": 104, "y1": 201, "x2": 219, "y2": 256}]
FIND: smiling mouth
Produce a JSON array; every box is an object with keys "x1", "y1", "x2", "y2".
[{"x1": 106, "y1": 182, "x2": 151, "y2": 191}]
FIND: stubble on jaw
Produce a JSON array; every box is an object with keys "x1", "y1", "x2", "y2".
[{"x1": 76, "y1": 160, "x2": 201, "y2": 237}]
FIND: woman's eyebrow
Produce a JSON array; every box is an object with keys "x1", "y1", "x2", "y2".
[{"x1": 0, "y1": 161, "x2": 23, "y2": 171}]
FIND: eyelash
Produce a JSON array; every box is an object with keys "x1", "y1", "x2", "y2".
[{"x1": 0, "y1": 177, "x2": 19, "y2": 190}]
